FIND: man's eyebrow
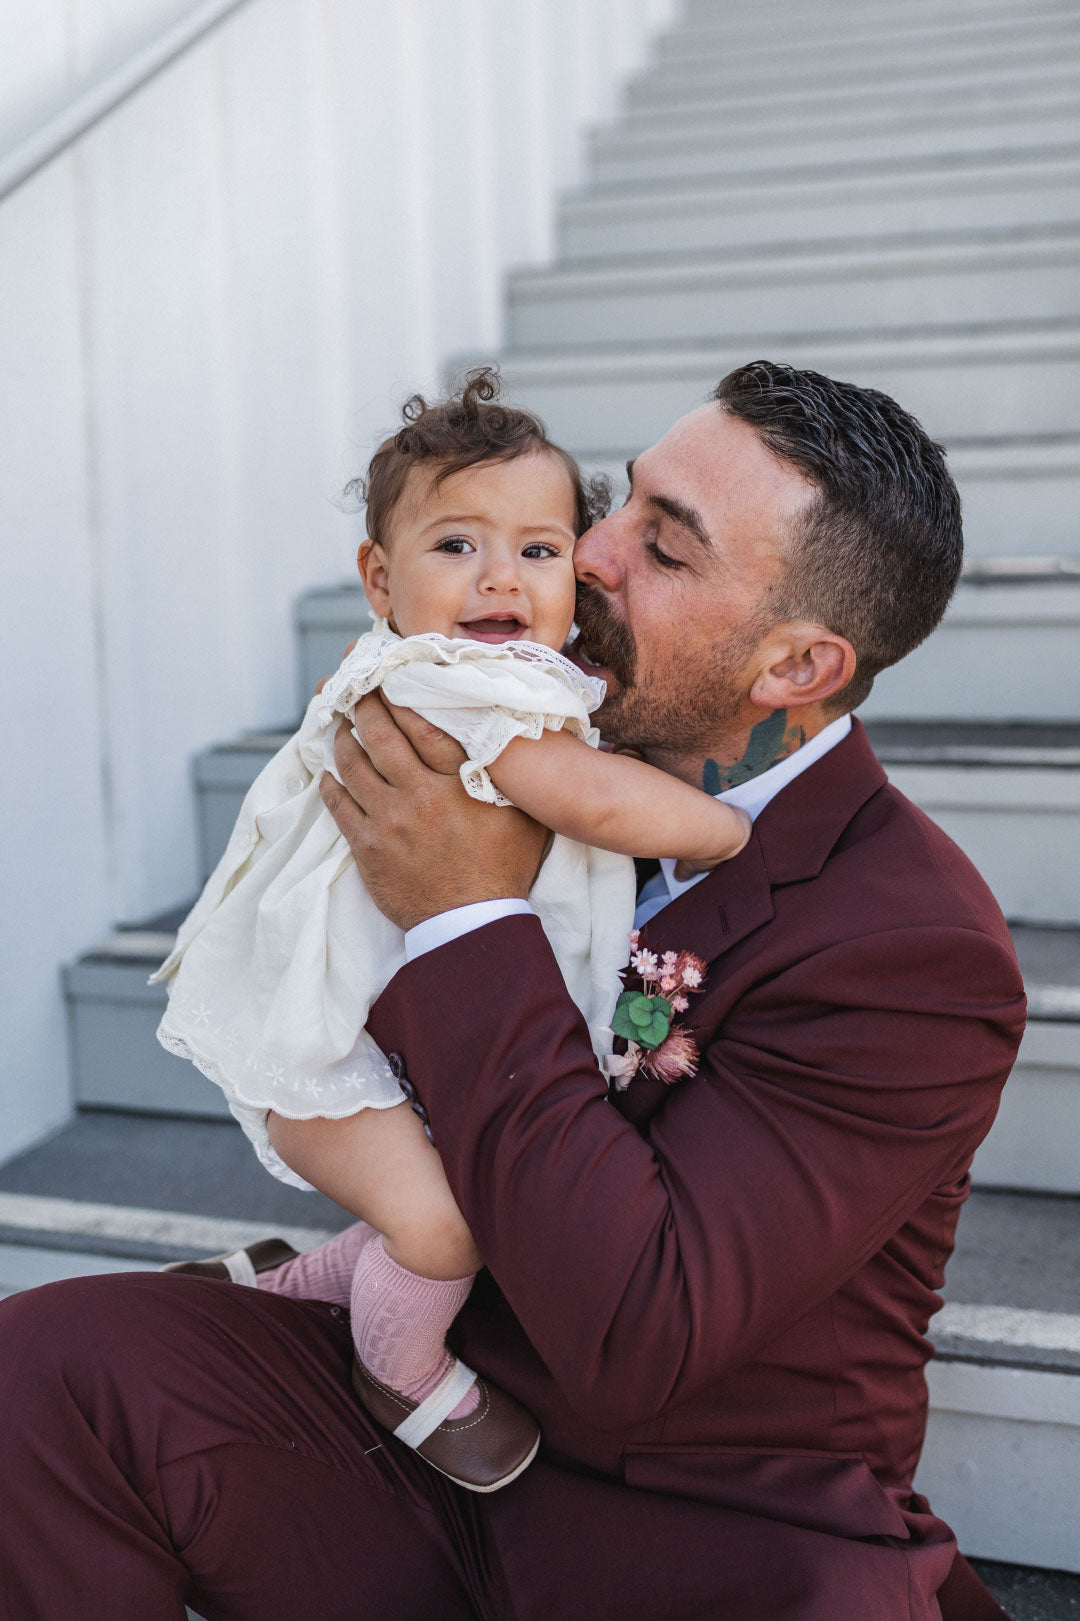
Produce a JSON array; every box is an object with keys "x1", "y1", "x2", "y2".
[
  {"x1": 652, "y1": 491, "x2": 713, "y2": 554},
  {"x1": 626, "y1": 459, "x2": 712, "y2": 553}
]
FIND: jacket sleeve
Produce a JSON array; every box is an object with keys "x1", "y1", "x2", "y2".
[{"x1": 365, "y1": 911, "x2": 1025, "y2": 1431}]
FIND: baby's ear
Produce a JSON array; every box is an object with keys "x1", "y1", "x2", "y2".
[{"x1": 357, "y1": 540, "x2": 392, "y2": 617}]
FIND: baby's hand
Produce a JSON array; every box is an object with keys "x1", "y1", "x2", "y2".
[{"x1": 673, "y1": 805, "x2": 752, "y2": 881}]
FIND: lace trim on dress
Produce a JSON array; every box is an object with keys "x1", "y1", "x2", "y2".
[{"x1": 316, "y1": 624, "x2": 606, "y2": 727}]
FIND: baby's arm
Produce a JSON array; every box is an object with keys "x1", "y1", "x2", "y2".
[{"x1": 487, "y1": 729, "x2": 751, "y2": 864}]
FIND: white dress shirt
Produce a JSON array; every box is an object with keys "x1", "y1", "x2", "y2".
[{"x1": 404, "y1": 713, "x2": 852, "y2": 959}]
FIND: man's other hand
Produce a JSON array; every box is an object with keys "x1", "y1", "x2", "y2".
[{"x1": 319, "y1": 693, "x2": 548, "y2": 931}]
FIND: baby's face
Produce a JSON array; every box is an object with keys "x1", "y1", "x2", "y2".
[{"x1": 359, "y1": 451, "x2": 578, "y2": 649}]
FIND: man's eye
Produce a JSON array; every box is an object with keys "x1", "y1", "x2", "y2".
[
  {"x1": 436, "y1": 536, "x2": 474, "y2": 555},
  {"x1": 647, "y1": 540, "x2": 683, "y2": 571}
]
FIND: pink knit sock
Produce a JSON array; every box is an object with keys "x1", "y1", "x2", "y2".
[
  {"x1": 350, "y1": 1235, "x2": 480, "y2": 1420},
  {"x1": 256, "y1": 1221, "x2": 377, "y2": 1306}
]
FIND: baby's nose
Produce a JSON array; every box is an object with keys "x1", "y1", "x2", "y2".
[{"x1": 480, "y1": 554, "x2": 522, "y2": 591}]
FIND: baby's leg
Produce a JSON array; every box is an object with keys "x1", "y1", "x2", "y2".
[
  {"x1": 267, "y1": 1104, "x2": 481, "y2": 1279},
  {"x1": 267, "y1": 1105, "x2": 482, "y2": 1419},
  {"x1": 256, "y1": 1220, "x2": 376, "y2": 1306}
]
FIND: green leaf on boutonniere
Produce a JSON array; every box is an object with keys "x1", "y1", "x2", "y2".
[
  {"x1": 611, "y1": 993, "x2": 641, "y2": 1041},
  {"x1": 640, "y1": 1012, "x2": 670, "y2": 1049}
]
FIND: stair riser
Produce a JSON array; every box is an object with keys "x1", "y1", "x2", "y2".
[
  {"x1": 656, "y1": 9, "x2": 1080, "y2": 65},
  {"x1": 860, "y1": 586, "x2": 1080, "y2": 723},
  {"x1": 508, "y1": 248, "x2": 1080, "y2": 350},
  {"x1": 193, "y1": 749, "x2": 280, "y2": 883},
  {"x1": 294, "y1": 589, "x2": 372, "y2": 716},
  {"x1": 972, "y1": 1022, "x2": 1080, "y2": 1194},
  {"x1": 630, "y1": 51, "x2": 1080, "y2": 105},
  {"x1": 590, "y1": 110, "x2": 1080, "y2": 185},
  {"x1": 918, "y1": 1360, "x2": 1080, "y2": 1574},
  {"x1": 622, "y1": 69, "x2": 1080, "y2": 131},
  {"x1": 62, "y1": 964, "x2": 230, "y2": 1119},
  {"x1": 559, "y1": 169, "x2": 1080, "y2": 262},
  {"x1": 189, "y1": 736, "x2": 1080, "y2": 927},
  {"x1": 884, "y1": 764, "x2": 1080, "y2": 925},
  {"x1": 499, "y1": 340, "x2": 1080, "y2": 458}
]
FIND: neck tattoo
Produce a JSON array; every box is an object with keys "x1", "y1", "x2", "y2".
[{"x1": 702, "y1": 709, "x2": 807, "y2": 794}]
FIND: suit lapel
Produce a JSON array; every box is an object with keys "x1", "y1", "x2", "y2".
[{"x1": 610, "y1": 720, "x2": 888, "y2": 1127}]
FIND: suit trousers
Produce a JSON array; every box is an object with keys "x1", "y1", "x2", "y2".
[{"x1": 0, "y1": 1272, "x2": 1007, "y2": 1621}]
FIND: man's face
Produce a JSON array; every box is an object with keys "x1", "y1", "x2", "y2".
[{"x1": 569, "y1": 405, "x2": 815, "y2": 758}]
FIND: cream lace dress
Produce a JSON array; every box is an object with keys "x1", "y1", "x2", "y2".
[{"x1": 151, "y1": 624, "x2": 636, "y2": 1188}]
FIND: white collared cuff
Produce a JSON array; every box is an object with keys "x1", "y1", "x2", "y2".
[{"x1": 404, "y1": 898, "x2": 535, "y2": 961}]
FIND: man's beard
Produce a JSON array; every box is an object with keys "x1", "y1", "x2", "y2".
[{"x1": 573, "y1": 583, "x2": 760, "y2": 755}]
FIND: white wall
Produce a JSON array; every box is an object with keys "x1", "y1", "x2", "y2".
[{"x1": 0, "y1": 0, "x2": 678, "y2": 1163}]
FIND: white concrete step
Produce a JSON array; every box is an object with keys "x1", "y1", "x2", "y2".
[
  {"x1": 589, "y1": 97, "x2": 1080, "y2": 186},
  {"x1": 293, "y1": 582, "x2": 372, "y2": 716},
  {"x1": 870, "y1": 723, "x2": 1080, "y2": 926},
  {"x1": 629, "y1": 45, "x2": 1080, "y2": 109},
  {"x1": 562, "y1": 166, "x2": 1080, "y2": 265},
  {"x1": 493, "y1": 322, "x2": 1080, "y2": 462},
  {"x1": 507, "y1": 228, "x2": 1080, "y2": 350},
  {"x1": 859, "y1": 575, "x2": 1080, "y2": 723},
  {"x1": 0, "y1": 1115, "x2": 1075, "y2": 1576},
  {"x1": 976, "y1": 925, "x2": 1080, "y2": 1195},
  {"x1": 558, "y1": 151, "x2": 1080, "y2": 263},
  {"x1": 656, "y1": 4, "x2": 1080, "y2": 68},
  {"x1": 622, "y1": 64, "x2": 1080, "y2": 134}
]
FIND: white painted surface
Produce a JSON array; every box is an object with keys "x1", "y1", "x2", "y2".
[
  {"x1": 919, "y1": 1360, "x2": 1080, "y2": 1572},
  {"x1": 0, "y1": 0, "x2": 676, "y2": 1163},
  {"x1": 972, "y1": 1021, "x2": 1080, "y2": 1194},
  {"x1": 0, "y1": 1190, "x2": 333, "y2": 1258}
]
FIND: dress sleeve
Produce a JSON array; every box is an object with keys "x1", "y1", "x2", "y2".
[{"x1": 316, "y1": 630, "x2": 607, "y2": 806}]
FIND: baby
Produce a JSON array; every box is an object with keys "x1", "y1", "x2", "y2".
[{"x1": 154, "y1": 370, "x2": 750, "y2": 1493}]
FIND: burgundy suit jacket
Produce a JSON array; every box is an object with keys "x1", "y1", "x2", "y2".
[{"x1": 367, "y1": 720, "x2": 1025, "y2": 1620}]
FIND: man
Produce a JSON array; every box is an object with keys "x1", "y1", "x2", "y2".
[{"x1": 0, "y1": 363, "x2": 1024, "y2": 1619}]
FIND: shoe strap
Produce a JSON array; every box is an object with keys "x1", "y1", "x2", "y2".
[
  {"x1": 221, "y1": 1249, "x2": 258, "y2": 1287},
  {"x1": 393, "y1": 1360, "x2": 478, "y2": 1448}
]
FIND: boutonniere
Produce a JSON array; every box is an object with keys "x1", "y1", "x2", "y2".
[{"x1": 602, "y1": 931, "x2": 707, "y2": 1091}]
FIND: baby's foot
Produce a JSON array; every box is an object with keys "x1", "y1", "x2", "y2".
[
  {"x1": 351, "y1": 1354, "x2": 540, "y2": 1493},
  {"x1": 350, "y1": 1234, "x2": 540, "y2": 1490}
]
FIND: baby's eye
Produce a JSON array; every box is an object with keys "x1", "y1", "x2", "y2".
[
  {"x1": 435, "y1": 536, "x2": 475, "y2": 555},
  {"x1": 522, "y1": 542, "x2": 561, "y2": 559}
]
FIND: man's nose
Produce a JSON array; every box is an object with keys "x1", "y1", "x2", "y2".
[{"x1": 574, "y1": 513, "x2": 623, "y2": 591}]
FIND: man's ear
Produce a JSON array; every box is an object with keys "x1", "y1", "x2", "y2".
[
  {"x1": 749, "y1": 622, "x2": 857, "y2": 712},
  {"x1": 357, "y1": 540, "x2": 392, "y2": 621}
]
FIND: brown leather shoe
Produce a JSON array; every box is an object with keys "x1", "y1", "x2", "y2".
[
  {"x1": 351, "y1": 1355, "x2": 541, "y2": 1493},
  {"x1": 161, "y1": 1237, "x2": 300, "y2": 1284}
]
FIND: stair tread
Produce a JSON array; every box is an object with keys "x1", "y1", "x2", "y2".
[
  {"x1": 0, "y1": 1113, "x2": 352, "y2": 1243},
  {"x1": 0, "y1": 1116, "x2": 1076, "y2": 1371},
  {"x1": 969, "y1": 1560, "x2": 1080, "y2": 1620}
]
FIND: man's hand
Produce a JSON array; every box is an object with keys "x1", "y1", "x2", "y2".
[{"x1": 319, "y1": 693, "x2": 548, "y2": 932}]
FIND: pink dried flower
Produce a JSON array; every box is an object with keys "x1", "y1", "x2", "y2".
[
  {"x1": 643, "y1": 1029, "x2": 699, "y2": 1085},
  {"x1": 661, "y1": 950, "x2": 678, "y2": 969},
  {"x1": 680, "y1": 963, "x2": 703, "y2": 989},
  {"x1": 632, "y1": 948, "x2": 659, "y2": 977},
  {"x1": 670, "y1": 993, "x2": 689, "y2": 1013},
  {"x1": 628, "y1": 929, "x2": 640, "y2": 950},
  {"x1": 660, "y1": 974, "x2": 677, "y2": 994}
]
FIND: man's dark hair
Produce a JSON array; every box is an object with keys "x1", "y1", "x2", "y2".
[
  {"x1": 713, "y1": 360, "x2": 963, "y2": 711},
  {"x1": 349, "y1": 366, "x2": 609, "y2": 547}
]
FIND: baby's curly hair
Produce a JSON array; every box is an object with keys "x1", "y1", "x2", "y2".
[{"x1": 348, "y1": 366, "x2": 609, "y2": 547}]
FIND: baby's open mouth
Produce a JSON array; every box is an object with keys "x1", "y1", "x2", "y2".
[{"x1": 458, "y1": 614, "x2": 529, "y2": 643}]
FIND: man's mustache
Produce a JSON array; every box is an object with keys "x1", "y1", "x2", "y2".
[{"x1": 573, "y1": 585, "x2": 637, "y2": 689}]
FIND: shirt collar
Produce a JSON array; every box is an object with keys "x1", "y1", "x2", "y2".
[{"x1": 637, "y1": 713, "x2": 853, "y2": 920}]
